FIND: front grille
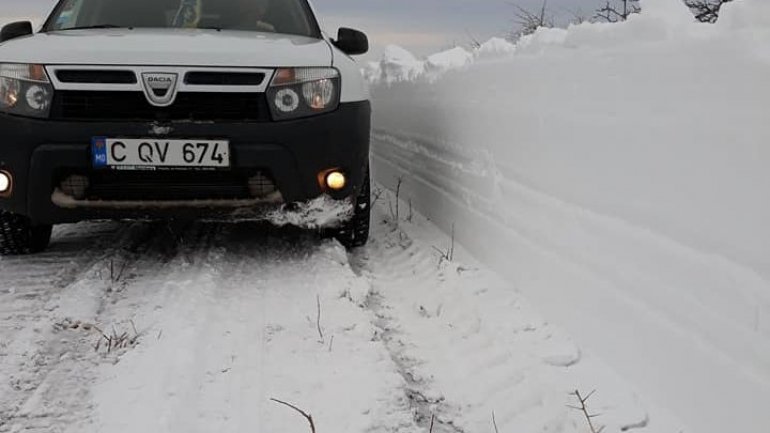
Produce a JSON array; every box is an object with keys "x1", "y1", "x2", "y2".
[
  {"x1": 184, "y1": 71, "x2": 266, "y2": 86},
  {"x1": 50, "y1": 91, "x2": 269, "y2": 122},
  {"x1": 61, "y1": 171, "x2": 277, "y2": 202},
  {"x1": 56, "y1": 70, "x2": 137, "y2": 84}
]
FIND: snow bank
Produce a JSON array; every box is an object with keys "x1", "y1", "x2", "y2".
[
  {"x1": 367, "y1": 45, "x2": 476, "y2": 85},
  {"x1": 718, "y1": 0, "x2": 770, "y2": 29},
  {"x1": 476, "y1": 37, "x2": 516, "y2": 58},
  {"x1": 425, "y1": 46, "x2": 474, "y2": 74},
  {"x1": 370, "y1": 1, "x2": 770, "y2": 433},
  {"x1": 366, "y1": 44, "x2": 425, "y2": 85}
]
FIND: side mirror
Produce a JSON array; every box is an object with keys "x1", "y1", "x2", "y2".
[
  {"x1": 0, "y1": 21, "x2": 34, "y2": 43},
  {"x1": 333, "y1": 28, "x2": 369, "y2": 56}
]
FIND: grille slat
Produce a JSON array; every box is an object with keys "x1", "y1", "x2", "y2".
[
  {"x1": 56, "y1": 70, "x2": 137, "y2": 84},
  {"x1": 51, "y1": 91, "x2": 268, "y2": 122},
  {"x1": 74, "y1": 171, "x2": 276, "y2": 201},
  {"x1": 184, "y1": 72, "x2": 266, "y2": 86}
]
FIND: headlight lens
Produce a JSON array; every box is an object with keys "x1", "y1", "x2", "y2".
[
  {"x1": 0, "y1": 64, "x2": 53, "y2": 119},
  {"x1": 267, "y1": 68, "x2": 340, "y2": 120}
]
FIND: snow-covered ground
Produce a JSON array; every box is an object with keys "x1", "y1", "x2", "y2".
[
  {"x1": 2, "y1": 1, "x2": 769, "y2": 432},
  {"x1": 1, "y1": 197, "x2": 667, "y2": 433},
  {"x1": 369, "y1": 1, "x2": 770, "y2": 432}
]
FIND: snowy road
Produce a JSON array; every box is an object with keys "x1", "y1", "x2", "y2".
[{"x1": 1, "y1": 193, "x2": 657, "y2": 433}]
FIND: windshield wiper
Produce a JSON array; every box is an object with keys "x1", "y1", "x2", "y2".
[{"x1": 58, "y1": 24, "x2": 129, "y2": 31}]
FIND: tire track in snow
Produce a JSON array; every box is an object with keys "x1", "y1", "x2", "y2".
[
  {"x1": 0, "y1": 222, "x2": 211, "y2": 432},
  {"x1": 77, "y1": 224, "x2": 418, "y2": 433},
  {"x1": 351, "y1": 193, "x2": 651, "y2": 433},
  {"x1": 0, "y1": 221, "x2": 140, "y2": 431},
  {"x1": 351, "y1": 221, "x2": 567, "y2": 432},
  {"x1": 371, "y1": 129, "x2": 768, "y2": 432}
]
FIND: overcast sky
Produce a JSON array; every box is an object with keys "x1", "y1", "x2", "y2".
[{"x1": 1, "y1": 0, "x2": 596, "y2": 58}]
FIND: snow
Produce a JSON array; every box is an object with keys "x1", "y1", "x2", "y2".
[
  {"x1": 476, "y1": 37, "x2": 515, "y2": 58},
  {"x1": 264, "y1": 196, "x2": 354, "y2": 229},
  {"x1": 718, "y1": 0, "x2": 770, "y2": 29},
  {"x1": 370, "y1": 44, "x2": 425, "y2": 85},
  {"x1": 425, "y1": 46, "x2": 474, "y2": 74},
  {"x1": 360, "y1": 195, "x2": 674, "y2": 432},
  {"x1": 369, "y1": 2, "x2": 770, "y2": 433},
  {"x1": 2, "y1": 2, "x2": 769, "y2": 433},
  {"x1": 0, "y1": 201, "x2": 667, "y2": 433}
]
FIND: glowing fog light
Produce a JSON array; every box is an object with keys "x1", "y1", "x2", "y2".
[
  {"x1": 0, "y1": 171, "x2": 11, "y2": 194},
  {"x1": 325, "y1": 171, "x2": 346, "y2": 191}
]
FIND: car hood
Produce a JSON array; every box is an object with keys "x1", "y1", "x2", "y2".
[{"x1": 0, "y1": 29, "x2": 333, "y2": 67}]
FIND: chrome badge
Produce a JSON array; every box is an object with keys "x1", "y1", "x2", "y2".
[{"x1": 141, "y1": 72, "x2": 179, "y2": 107}]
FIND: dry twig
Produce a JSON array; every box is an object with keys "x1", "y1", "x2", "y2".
[
  {"x1": 684, "y1": 0, "x2": 732, "y2": 23},
  {"x1": 388, "y1": 177, "x2": 403, "y2": 224},
  {"x1": 371, "y1": 185, "x2": 384, "y2": 207},
  {"x1": 568, "y1": 390, "x2": 605, "y2": 433},
  {"x1": 508, "y1": 0, "x2": 553, "y2": 39},
  {"x1": 433, "y1": 223, "x2": 456, "y2": 266},
  {"x1": 271, "y1": 398, "x2": 316, "y2": 433},
  {"x1": 316, "y1": 294, "x2": 324, "y2": 344},
  {"x1": 92, "y1": 322, "x2": 140, "y2": 354},
  {"x1": 108, "y1": 259, "x2": 129, "y2": 283},
  {"x1": 594, "y1": 0, "x2": 640, "y2": 23},
  {"x1": 407, "y1": 199, "x2": 414, "y2": 223}
]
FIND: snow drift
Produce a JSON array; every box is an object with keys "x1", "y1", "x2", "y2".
[{"x1": 370, "y1": 1, "x2": 770, "y2": 432}]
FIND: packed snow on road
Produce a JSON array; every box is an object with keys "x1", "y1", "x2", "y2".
[{"x1": 2, "y1": 0, "x2": 769, "y2": 433}]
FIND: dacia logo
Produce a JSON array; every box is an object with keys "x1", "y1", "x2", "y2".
[
  {"x1": 147, "y1": 77, "x2": 173, "y2": 83},
  {"x1": 141, "y1": 72, "x2": 179, "y2": 107}
]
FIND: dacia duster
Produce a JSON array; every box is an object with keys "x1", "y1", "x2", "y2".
[{"x1": 0, "y1": 0, "x2": 371, "y2": 255}]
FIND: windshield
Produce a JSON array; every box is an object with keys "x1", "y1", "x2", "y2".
[{"x1": 43, "y1": 0, "x2": 320, "y2": 37}]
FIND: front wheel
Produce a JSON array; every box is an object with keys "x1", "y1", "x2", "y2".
[
  {"x1": 0, "y1": 212, "x2": 53, "y2": 256},
  {"x1": 330, "y1": 169, "x2": 371, "y2": 249}
]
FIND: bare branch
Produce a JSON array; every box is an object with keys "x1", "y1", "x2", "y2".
[
  {"x1": 316, "y1": 294, "x2": 324, "y2": 343},
  {"x1": 594, "y1": 0, "x2": 640, "y2": 23},
  {"x1": 433, "y1": 223, "x2": 456, "y2": 267},
  {"x1": 271, "y1": 398, "x2": 316, "y2": 433},
  {"x1": 570, "y1": 390, "x2": 605, "y2": 433},
  {"x1": 508, "y1": 1, "x2": 554, "y2": 40},
  {"x1": 371, "y1": 185, "x2": 384, "y2": 207},
  {"x1": 684, "y1": 0, "x2": 733, "y2": 23}
]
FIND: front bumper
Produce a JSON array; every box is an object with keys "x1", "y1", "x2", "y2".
[{"x1": 0, "y1": 101, "x2": 370, "y2": 225}]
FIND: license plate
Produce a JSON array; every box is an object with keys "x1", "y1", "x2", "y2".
[{"x1": 91, "y1": 137, "x2": 230, "y2": 169}]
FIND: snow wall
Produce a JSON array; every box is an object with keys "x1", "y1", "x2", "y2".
[{"x1": 369, "y1": 1, "x2": 770, "y2": 432}]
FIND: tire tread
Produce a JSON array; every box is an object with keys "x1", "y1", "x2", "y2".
[{"x1": 0, "y1": 212, "x2": 52, "y2": 256}]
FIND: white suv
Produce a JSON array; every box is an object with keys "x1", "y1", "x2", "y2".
[{"x1": 0, "y1": 0, "x2": 371, "y2": 255}]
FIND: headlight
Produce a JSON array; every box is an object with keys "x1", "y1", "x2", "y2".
[
  {"x1": 0, "y1": 64, "x2": 53, "y2": 119},
  {"x1": 267, "y1": 68, "x2": 340, "y2": 120}
]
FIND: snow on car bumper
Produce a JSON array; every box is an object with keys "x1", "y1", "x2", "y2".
[{"x1": 0, "y1": 101, "x2": 370, "y2": 225}]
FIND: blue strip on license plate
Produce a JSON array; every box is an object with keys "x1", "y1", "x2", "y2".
[{"x1": 91, "y1": 136, "x2": 109, "y2": 168}]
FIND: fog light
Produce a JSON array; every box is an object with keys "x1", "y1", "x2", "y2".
[
  {"x1": 0, "y1": 171, "x2": 11, "y2": 195},
  {"x1": 325, "y1": 171, "x2": 346, "y2": 191},
  {"x1": 60, "y1": 174, "x2": 89, "y2": 200}
]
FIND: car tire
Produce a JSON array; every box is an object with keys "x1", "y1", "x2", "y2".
[
  {"x1": 0, "y1": 211, "x2": 53, "y2": 256},
  {"x1": 331, "y1": 168, "x2": 371, "y2": 249}
]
